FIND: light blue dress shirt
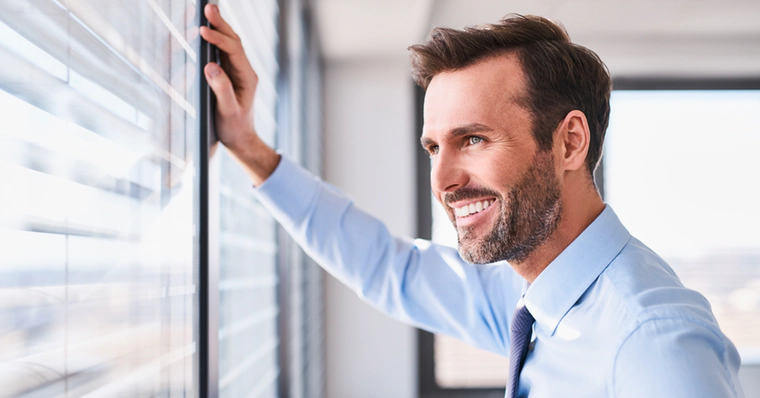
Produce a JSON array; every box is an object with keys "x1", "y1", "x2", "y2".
[{"x1": 254, "y1": 156, "x2": 744, "y2": 397}]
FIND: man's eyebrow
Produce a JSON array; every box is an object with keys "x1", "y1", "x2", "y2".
[
  {"x1": 420, "y1": 136, "x2": 435, "y2": 148},
  {"x1": 420, "y1": 123, "x2": 493, "y2": 148},
  {"x1": 448, "y1": 123, "x2": 493, "y2": 138}
]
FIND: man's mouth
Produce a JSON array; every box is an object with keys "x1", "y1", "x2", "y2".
[{"x1": 453, "y1": 199, "x2": 495, "y2": 218}]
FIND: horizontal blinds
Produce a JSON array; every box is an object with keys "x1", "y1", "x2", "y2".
[
  {"x1": 0, "y1": 0, "x2": 200, "y2": 395},
  {"x1": 215, "y1": 0, "x2": 281, "y2": 397}
]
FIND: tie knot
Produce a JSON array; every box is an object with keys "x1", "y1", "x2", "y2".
[{"x1": 511, "y1": 302, "x2": 535, "y2": 336}]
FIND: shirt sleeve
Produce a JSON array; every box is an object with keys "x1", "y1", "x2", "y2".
[
  {"x1": 253, "y1": 156, "x2": 521, "y2": 355},
  {"x1": 613, "y1": 317, "x2": 744, "y2": 398}
]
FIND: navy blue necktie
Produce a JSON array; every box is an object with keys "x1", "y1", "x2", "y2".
[{"x1": 507, "y1": 300, "x2": 535, "y2": 398}]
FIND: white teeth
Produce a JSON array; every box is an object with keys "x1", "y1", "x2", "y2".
[{"x1": 455, "y1": 200, "x2": 493, "y2": 217}]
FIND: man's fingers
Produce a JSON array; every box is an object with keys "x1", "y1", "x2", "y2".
[
  {"x1": 200, "y1": 26, "x2": 243, "y2": 57},
  {"x1": 204, "y1": 4, "x2": 238, "y2": 40},
  {"x1": 204, "y1": 63, "x2": 239, "y2": 114}
]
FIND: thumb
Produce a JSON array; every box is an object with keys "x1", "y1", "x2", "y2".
[{"x1": 205, "y1": 63, "x2": 238, "y2": 112}]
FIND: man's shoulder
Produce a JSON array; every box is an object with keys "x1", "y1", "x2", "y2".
[{"x1": 596, "y1": 236, "x2": 719, "y2": 331}]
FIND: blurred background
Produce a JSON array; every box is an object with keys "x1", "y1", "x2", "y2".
[{"x1": 0, "y1": 0, "x2": 758, "y2": 397}]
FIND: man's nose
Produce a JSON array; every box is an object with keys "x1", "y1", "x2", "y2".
[{"x1": 430, "y1": 149, "x2": 468, "y2": 194}]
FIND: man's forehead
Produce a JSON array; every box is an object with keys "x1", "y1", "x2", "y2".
[
  {"x1": 421, "y1": 56, "x2": 530, "y2": 139},
  {"x1": 426, "y1": 54, "x2": 526, "y2": 97},
  {"x1": 424, "y1": 56, "x2": 527, "y2": 113}
]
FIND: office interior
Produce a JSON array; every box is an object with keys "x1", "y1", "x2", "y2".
[{"x1": 1, "y1": 0, "x2": 758, "y2": 397}]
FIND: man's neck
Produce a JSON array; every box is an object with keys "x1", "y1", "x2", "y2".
[{"x1": 512, "y1": 187, "x2": 605, "y2": 283}]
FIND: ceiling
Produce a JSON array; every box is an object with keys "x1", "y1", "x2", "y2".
[{"x1": 312, "y1": 0, "x2": 760, "y2": 79}]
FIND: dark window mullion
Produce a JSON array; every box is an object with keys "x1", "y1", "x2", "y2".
[{"x1": 199, "y1": 0, "x2": 219, "y2": 396}]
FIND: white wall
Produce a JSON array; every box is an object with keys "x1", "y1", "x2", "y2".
[{"x1": 322, "y1": 58, "x2": 418, "y2": 398}]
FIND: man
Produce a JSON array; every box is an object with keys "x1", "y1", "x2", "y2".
[{"x1": 200, "y1": 4, "x2": 744, "y2": 397}]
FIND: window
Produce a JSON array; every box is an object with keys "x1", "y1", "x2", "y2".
[
  {"x1": 604, "y1": 87, "x2": 760, "y2": 363},
  {"x1": 212, "y1": 1, "x2": 280, "y2": 396},
  {"x1": 0, "y1": 0, "x2": 201, "y2": 394},
  {"x1": 212, "y1": 1, "x2": 326, "y2": 397},
  {"x1": 0, "y1": 0, "x2": 325, "y2": 397}
]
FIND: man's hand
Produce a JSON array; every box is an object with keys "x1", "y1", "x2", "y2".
[{"x1": 200, "y1": 4, "x2": 280, "y2": 185}]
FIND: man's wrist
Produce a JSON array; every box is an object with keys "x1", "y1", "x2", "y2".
[{"x1": 225, "y1": 130, "x2": 281, "y2": 186}]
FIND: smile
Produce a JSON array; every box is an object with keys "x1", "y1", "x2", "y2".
[{"x1": 453, "y1": 199, "x2": 495, "y2": 218}]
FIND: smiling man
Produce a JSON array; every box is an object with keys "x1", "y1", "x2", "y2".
[{"x1": 200, "y1": 4, "x2": 744, "y2": 397}]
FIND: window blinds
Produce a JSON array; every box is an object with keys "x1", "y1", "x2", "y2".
[
  {"x1": 215, "y1": 0, "x2": 281, "y2": 396},
  {"x1": 0, "y1": 0, "x2": 201, "y2": 395}
]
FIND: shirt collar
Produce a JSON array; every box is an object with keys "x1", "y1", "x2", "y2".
[{"x1": 522, "y1": 205, "x2": 631, "y2": 336}]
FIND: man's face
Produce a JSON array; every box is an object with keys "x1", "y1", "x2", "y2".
[{"x1": 421, "y1": 55, "x2": 562, "y2": 264}]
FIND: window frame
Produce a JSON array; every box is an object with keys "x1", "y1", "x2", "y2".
[{"x1": 199, "y1": 1, "x2": 218, "y2": 396}]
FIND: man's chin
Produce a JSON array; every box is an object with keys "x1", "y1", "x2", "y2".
[{"x1": 457, "y1": 239, "x2": 495, "y2": 264}]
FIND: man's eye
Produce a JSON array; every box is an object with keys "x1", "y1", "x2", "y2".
[
  {"x1": 468, "y1": 136, "x2": 483, "y2": 145},
  {"x1": 427, "y1": 146, "x2": 439, "y2": 155}
]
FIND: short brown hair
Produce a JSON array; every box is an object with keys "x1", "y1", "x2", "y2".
[{"x1": 409, "y1": 14, "x2": 611, "y2": 181}]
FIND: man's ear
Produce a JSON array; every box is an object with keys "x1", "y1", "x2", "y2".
[{"x1": 556, "y1": 110, "x2": 590, "y2": 172}]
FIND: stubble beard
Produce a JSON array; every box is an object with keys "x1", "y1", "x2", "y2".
[{"x1": 456, "y1": 151, "x2": 563, "y2": 264}]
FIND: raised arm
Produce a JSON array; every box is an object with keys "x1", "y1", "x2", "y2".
[
  {"x1": 199, "y1": 4, "x2": 280, "y2": 186},
  {"x1": 198, "y1": 4, "x2": 517, "y2": 355}
]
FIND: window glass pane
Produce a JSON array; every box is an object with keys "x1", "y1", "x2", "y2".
[
  {"x1": 0, "y1": 0, "x2": 200, "y2": 395},
  {"x1": 604, "y1": 89, "x2": 760, "y2": 362},
  {"x1": 215, "y1": 1, "x2": 281, "y2": 397}
]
